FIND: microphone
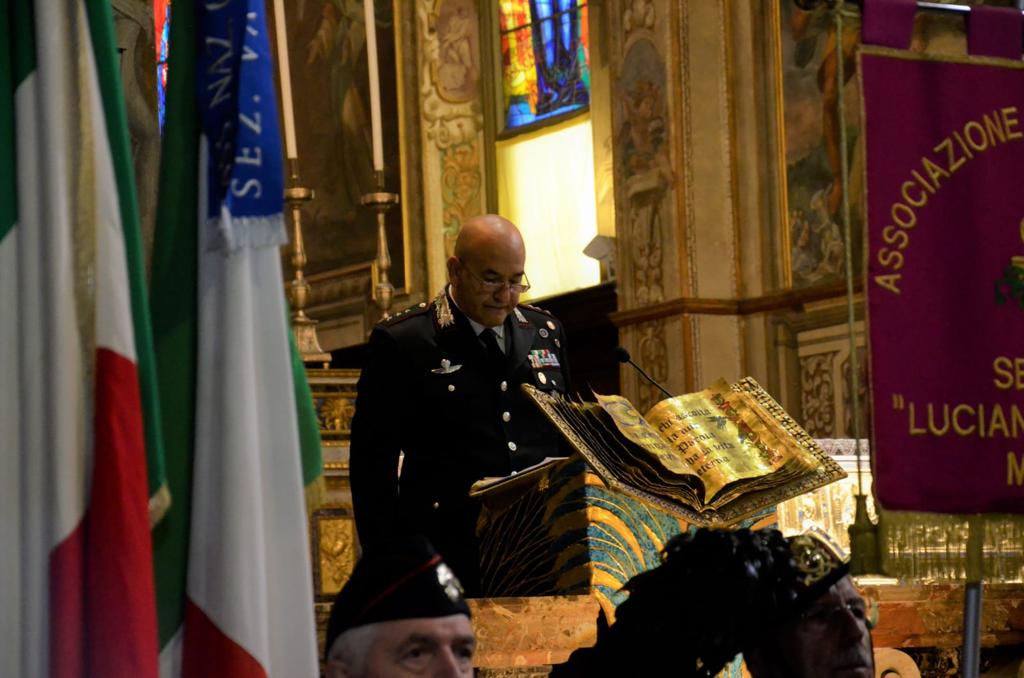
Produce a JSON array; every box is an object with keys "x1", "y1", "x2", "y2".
[{"x1": 614, "y1": 347, "x2": 673, "y2": 399}]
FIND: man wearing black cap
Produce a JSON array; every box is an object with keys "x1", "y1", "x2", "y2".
[
  {"x1": 324, "y1": 536, "x2": 475, "y2": 678},
  {"x1": 551, "y1": 527, "x2": 874, "y2": 678}
]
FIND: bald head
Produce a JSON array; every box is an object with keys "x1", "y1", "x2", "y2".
[
  {"x1": 453, "y1": 215, "x2": 524, "y2": 265},
  {"x1": 447, "y1": 214, "x2": 527, "y2": 327}
]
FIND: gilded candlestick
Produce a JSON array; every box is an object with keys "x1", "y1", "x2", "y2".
[
  {"x1": 360, "y1": 170, "x2": 400, "y2": 321},
  {"x1": 286, "y1": 159, "x2": 330, "y2": 364}
]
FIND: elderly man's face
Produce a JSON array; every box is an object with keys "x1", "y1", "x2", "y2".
[
  {"x1": 448, "y1": 231, "x2": 527, "y2": 328},
  {"x1": 749, "y1": 577, "x2": 874, "y2": 678},
  {"x1": 450, "y1": 251, "x2": 526, "y2": 328},
  {"x1": 363, "y1": 614, "x2": 475, "y2": 678}
]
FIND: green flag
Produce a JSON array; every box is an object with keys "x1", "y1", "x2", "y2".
[
  {"x1": 149, "y1": 4, "x2": 324, "y2": 664},
  {"x1": 150, "y1": 0, "x2": 198, "y2": 655}
]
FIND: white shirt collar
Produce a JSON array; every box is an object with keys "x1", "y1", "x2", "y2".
[{"x1": 447, "y1": 285, "x2": 506, "y2": 339}]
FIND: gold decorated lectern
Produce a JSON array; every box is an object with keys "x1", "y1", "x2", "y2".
[{"x1": 474, "y1": 456, "x2": 776, "y2": 619}]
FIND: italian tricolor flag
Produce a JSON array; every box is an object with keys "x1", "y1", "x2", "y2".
[
  {"x1": 151, "y1": 1, "x2": 321, "y2": 676},
  {"x1": 1, "y1": 0, "x2": 161, "y2": 675}
]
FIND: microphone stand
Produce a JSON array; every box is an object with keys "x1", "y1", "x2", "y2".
[{"x1": 615, "y1": 347, "x2": 673, "y2": 399}]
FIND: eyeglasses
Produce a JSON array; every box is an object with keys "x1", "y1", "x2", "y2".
[{"x1": 458, "y1": 260, "x2": 531, "y2": 294}]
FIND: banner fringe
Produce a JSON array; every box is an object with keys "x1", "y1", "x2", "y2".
[{"x1": 879, "y1": 511, "x2": 1024, "y2": 583}]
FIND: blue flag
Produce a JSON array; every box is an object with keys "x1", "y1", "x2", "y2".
[{"x1": 198, "y1": 0, "x2": 285, "y2": 252}]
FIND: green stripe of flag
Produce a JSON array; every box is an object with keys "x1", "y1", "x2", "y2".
[
  {"x1": 4, "y1": 0, "x2": 36, "y2": 244},
  {"x1": 289, "y1": 326, "x2": 324, "y2": 507},
  {"x1": 83, "y1": 0, "x2": 168, "y2": 524},
  {"x1": 0, "y1": 3, "x2": 15, "y2": 243},
  {"x1": 150, "y1": 0, "x2": 198, "y2": 648},
  {"x1": 10, "y1": 0, "x2": 33, "y2": 88}
]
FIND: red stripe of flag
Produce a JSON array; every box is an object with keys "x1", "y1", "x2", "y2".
[
  {"x1": 50, "y1": 348, "x2": 158, "y2": 677},
  {"x1": 183, "y1": 600, "x2": 268, "y2": 678}
]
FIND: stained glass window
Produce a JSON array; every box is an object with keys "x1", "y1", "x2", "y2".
[
  {"x1": 499, "y1": 0, "x2": 589, "y2": 130},
  {"x1": 154, "y1": 0, "x2": 171, "y2": 131}
]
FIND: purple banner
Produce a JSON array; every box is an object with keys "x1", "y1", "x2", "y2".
[
  {"x1": 862, "y1": 49, "x2": 1024, "y2": 513},
  {"x1": 862, "y1": 0, "x2": 916, "y2": 50}
]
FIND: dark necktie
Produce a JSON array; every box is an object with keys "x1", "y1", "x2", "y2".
[{"x1": 480, "y1": 328, "x2": 506, "y2": 374}]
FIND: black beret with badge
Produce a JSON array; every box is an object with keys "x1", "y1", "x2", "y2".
[{"x1": 323, "y1": 535, "x2": 470, "y2": 659}]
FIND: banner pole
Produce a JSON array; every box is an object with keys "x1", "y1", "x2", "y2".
[
  {"x1": 962, "y1": 515, "x2": 983, "y2": 678},
  {"x1": 833, "y1": 2, "x2": 880, "y2": 575}
]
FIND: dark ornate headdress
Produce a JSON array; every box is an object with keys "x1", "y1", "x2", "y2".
[{"x1": 551, "y1": 527, "x2": 850, "y2": 678}]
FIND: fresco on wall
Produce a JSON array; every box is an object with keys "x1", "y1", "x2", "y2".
[
  {"x1": 277, "y1": 0, "x2": 405, "y2": 289},
  {"x1": 616, "y1": 37, "x2": 671, "y2": 413},
  {"x1": 434, "y1": 0, "x2": 480, "y2": 104},
  {"x1": 616, "y1": 37, "x2": 670, "y2": 308},
  {"x1": 777, "y1": 0, "x2": 1008, "y2": 289},
  {"x1": 778, "y1": 2, "x2": 861, "y2": 289}
]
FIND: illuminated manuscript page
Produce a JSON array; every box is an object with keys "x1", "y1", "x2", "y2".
[{"x1": 595, "y1": 389, "x2": 786, "y2": 501}]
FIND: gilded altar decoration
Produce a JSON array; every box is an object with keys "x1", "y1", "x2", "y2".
[
  {"x1": 307, "y1": 368, "x2": 360, "y2": 448},
  {"x1": 320, "y1": 396, "x2": 355, "y2": 436},
  {"x1": 311, "y1": 507, "x2": 358, "y2": 597},
  {"x1": 776, "y1": 440, "x2": 1024, "y2": 583},
  {"x1": 476, "y1": 670, "x2": 549, "y2": 678},
  {"x1": 775, "y1": 441, "x2": 872, "y2": 554}
]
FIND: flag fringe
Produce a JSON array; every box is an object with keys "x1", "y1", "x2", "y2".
[
  {"x1": 149, "y1": 482, "x2": 172, "y2": 527},
  {"x1": 304, "y1": 475, "x2": 325, "y2": 515},
  {"x1": 205, "y1": 212, "x2": 287, "y2": 254}
]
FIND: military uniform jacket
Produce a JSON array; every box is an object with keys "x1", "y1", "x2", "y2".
[{"x1": 350, "y1": 288, "x2": 571, "y2": 560}]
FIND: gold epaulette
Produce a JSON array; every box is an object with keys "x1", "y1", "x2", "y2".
[
  {"x1": 380, "y1": 300, "x2": 431, "y2": 327},
  {"x1": 519, "y1": 302, "x2": 554, "y2": 318}
]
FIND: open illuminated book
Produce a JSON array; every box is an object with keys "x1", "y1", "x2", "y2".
[{"x1": 519, "y1": 377, "x2": 846, "y2": 527}]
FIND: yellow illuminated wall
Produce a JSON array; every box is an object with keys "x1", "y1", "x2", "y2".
[{"x1": 496, "y1": 115, "x2": 600, "y2": 300}]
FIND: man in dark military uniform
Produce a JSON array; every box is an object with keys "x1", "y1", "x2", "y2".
[{"x1": 350, "y1": 214, "x2": 570, "y2": 595}]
